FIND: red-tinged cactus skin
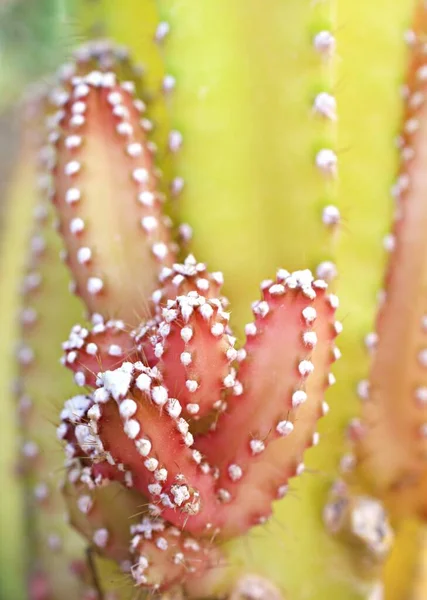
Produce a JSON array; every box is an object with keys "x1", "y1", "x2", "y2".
[
  {"x1": 354, "y1": 4, "x2": 427, "y2": 522},
  {"x1": 195, "y1": 273, "x2": 340, "y2": 524},
  {"x1": 136, "y1": 292, "x2": 236, "y2": 420},
  {"x1": 50, "y1": 66, "x2": 175, "y2": 326},
  {"x1": 59, "y1": 270, "x2": 339, "y2": 544}
]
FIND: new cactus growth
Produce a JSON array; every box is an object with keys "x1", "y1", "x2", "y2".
[{"x1": 5, "y1": 0, "x2": 427, "y2": 599}]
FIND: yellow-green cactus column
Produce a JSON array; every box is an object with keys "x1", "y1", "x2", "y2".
[
  {"x1": 153, "y1": 1, "x2": 358, "y2": 598},
  {"x1": 155, "y1": 0, "x2": 338, "y2": 330},
  {"x1": 0, "y1": 120, "x2": 36, "y2": 600},
  {"x1": 1, "y1": 105, "x2": 95, "y2": 599},
  {"x1": 335, "y1": 2, "x2": 415, "y2": 598},
  {"x1": 152, "y1": 0, "x2": 415, "y2": 598}
]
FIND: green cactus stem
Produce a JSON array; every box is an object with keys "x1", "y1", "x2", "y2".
[
  {"x1": 14, "y1": 105, "x2": 95, "y2": 599},
  {"x1": 0, "y1": 114, "x2": 35, "y2": 600},
  {"x1": 154, "y1": 0, "x2": 338, "y2": 327}
]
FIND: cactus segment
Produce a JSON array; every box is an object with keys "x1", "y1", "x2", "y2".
[
  {"x1": 137, "y1": 291, "x2": 236, "y2": 420},
  {"x1": 0, "y1": 116, "x2": 42, "y2": 600},
  {"x1": 356, "y1": 3, "x2": 427, "y2": 519},
  {"x1": 50, "y1": 69, "x2": 175, "y2": 325},
  {"x1": 59, "y1": 269, "x2": 339, "y2": 544},
  {"x1": 196, "y1": 271, "x2": 339, "y2": 535},
  {"x1": 11, "y1": 101, "x2": 91, "y2": 599}
]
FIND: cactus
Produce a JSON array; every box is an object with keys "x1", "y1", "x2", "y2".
[{"x1": 5, "y1": 0, "x2": 427, "y2": 599}]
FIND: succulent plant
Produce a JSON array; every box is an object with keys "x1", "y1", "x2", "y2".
[{"x1": 3, "y1": 0, "x2": 427, "y2": 599}]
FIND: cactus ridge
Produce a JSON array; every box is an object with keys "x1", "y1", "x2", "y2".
[{"x1": 352, "y1": 4, "x2": 427, "y2": 523}]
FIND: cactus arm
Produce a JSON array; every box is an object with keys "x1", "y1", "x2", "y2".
[
  {"x1": 145, "y1": 291, "x2": 236, "y2": 420},
  {"x1": 17, "y1": 180, "x2": 91, "y2": 599},
  {"x1": 0, "y1": 121, "x2": 35, "y2": 600},
  {"x1": 195, "y1": 276, "x2": 339, "y2": 526},
  {"x1": 51, "y1": 72, "x2": 175, "y2": 326},
  {"x1": 355, "y1": 2, "x2": 427, "y2": 520}
]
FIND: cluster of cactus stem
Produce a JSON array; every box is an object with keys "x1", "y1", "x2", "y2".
[
  {"x1": 5, "y1": 0, "x2": 427, "y2": 598},
  {"x1": 20, "y1": 40, "x2": 344, "y2": 597}
]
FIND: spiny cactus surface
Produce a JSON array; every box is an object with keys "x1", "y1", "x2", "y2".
[{"x1": 6, "y1": 1, "x2": 427, "y2": 599}]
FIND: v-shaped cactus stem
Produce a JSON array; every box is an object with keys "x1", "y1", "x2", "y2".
[
  {"x1": 355, "y1": 4, "x2": 427, "y2": 519},
  {"x1": 41, "y1": 35, "x2": 344, "y2": 592},
  {"x1": 59, "y1": 270, "x2": 340, "y2": 546}
]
